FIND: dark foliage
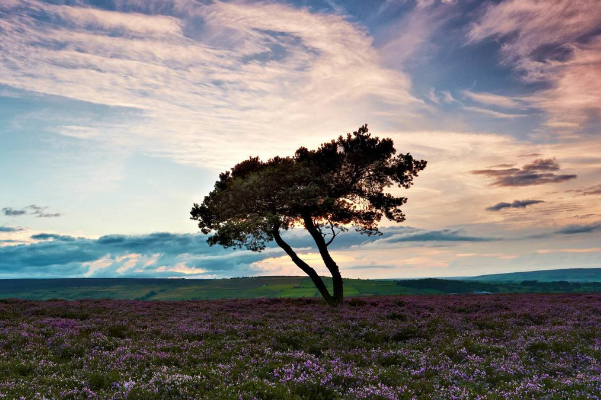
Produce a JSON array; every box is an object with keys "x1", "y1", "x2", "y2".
[{"x1": 191, "y1": 125, "x2": 426, "y2": 304}]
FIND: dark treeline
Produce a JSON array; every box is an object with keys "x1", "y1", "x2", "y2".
[{"x1": 395, "y1": 278, "x2": 601, "y2": 293}]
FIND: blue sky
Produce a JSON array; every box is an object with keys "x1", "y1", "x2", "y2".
[{"x1": 1, "y1": 0, "x2": 600, "y2": 279}]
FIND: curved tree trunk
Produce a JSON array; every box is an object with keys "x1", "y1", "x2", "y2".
[
  {"x1": 301, "y1": 215, "x2": 344, "y2": 306},
  {"x1": 272, "y1": 229, "x2": 336, "y2": 305},
  {"x1": 271, "y1": 218, "x2": 344, "y2": 306}
]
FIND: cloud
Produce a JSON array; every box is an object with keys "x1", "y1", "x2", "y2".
[
  {"x1": 488, "y1": 164, "x2": 515, "y2": 169},
  {"x1": 0, "y1": 226, "x2": 23, "y2": 232},
  {"x1": 536, "y1": 248, "x2": 601, "y2": 254},
  {"x1": 555, "y1": 221, "x2": 601, "y2": 235},
  {"x1": 1, "y1": 205, "x2": 62, "y2": 218},
  {"x1": 377, "y1": 0, "x2": 457, "y2": 67},
  {"x1": 472, "y1": 158, "x2": 577, "y2": 187},
  {"x1": 2, "y1": 208, "x2": 27, "y2": 216},
  {"x1": 0, "y1": 232, "x2": 274, "y2": 278},
  {"x1": 0, "y1": 227, "x2": 389, "y2": 278},
  {"x1": 0, "y1": 0, "x2": 424, "y2": 169},
  {"x1": 346, "y1": 264, "x2": 397, "y2": 270},
  {"x1": 486, "y1": 199, "x2": 545, "y2": 212},
  {"x1": 461, "y1": 90, "x2": 530, "y2": 119},
  {"x1": 381, "y1": 229, "x2": 494, "y2": 243},
  {"x1": 462, "y1": 90, "x2": 522, "y2": 109},
  {"x1": 568, "y1": 184, "x2": 601, "y2": 196},
  {"x1": 27, "y1": 205, "x2": 62, "y2": 218},
  {"x1": 440, "y1": 91, "x2": 458, "y2": 104},
  {"x1": 427, "y1": 88, "x2": 440, "y2": 104},
  {"x1": 0, "y1": 225, "x2": 496, "y2": 278},
  {"x1": 30, "y1": 233, "x2": 76, "y2": 241},
  {"x1": 467, "y1": 0, "x2": 601, "y2": 131},
  {"x1": 468, "y1": 0, "x2": 601, "y2": 60},
  {"x1": 463, "y1": 106, "x2": 526, "y2": 119}
]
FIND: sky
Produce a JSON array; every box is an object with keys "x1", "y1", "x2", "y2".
[{"x1": 1, "y1": 0, "x2": 600, "y2": 279}]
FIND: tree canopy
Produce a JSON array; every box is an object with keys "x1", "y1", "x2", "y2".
[{"x1": 191, "y1": 125, "x2": 426, "y2": 305}]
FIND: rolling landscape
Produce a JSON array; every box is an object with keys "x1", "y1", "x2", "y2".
[
  {"x1": 466, "y1": 268, "x2": 601, "y2": 282},
  {"x1": 3, "y1": 268, "x2": 601, "y2": 301}
]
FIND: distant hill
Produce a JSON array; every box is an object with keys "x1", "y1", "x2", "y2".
[
  {"x1": 467, "y1": 268, "x2": 601, "y2": 282},
  {"x1": 2, "y1": 274, "x2": 601, "y2": 300}
]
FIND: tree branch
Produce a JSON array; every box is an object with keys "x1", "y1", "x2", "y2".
[{"x1": 324, "y1": 222, "x2": 338, "y2": 247}]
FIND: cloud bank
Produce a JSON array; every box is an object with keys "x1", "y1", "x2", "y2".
[{"x1": 0, "y1": 226, "x2": 497, "y2": 278}]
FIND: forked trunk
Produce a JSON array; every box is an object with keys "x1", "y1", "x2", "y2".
[
  {"x1": 272, "y1": 219, "x2": 345, "y2": 306},
  {"x1": 272, "y1": 228, "x2": 342, "y2": 306},
  {"x1": 302, "y1": 215, "x2": 344, "y2": 305},
  {"x1": 272, "y1": 229, "x2": 334, "y2": 304}
]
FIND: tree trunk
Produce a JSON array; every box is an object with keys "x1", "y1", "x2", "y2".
[
  {"x1": 272, "y1": 229, "x2": 337, "y2": 305},
  {"x1": 301, "y1": 215, "x2": 344, "y2": 306}
]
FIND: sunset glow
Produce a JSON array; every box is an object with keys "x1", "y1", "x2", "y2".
[{"x1": 1, "y1": 0, "x2": 600, "y2": 279}]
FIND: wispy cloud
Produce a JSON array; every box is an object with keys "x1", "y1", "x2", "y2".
[
  {"x1": 0, "y1": 226, "x2": 23, "y2": 232},
  {"x1": 536, "y1": 248, "x2": 601, "y2": 254},
  {"x1": 440, "y1": 91, "x2": 458, "y2": 104},
  {"x1": 462, "y1": 90, "x2": 523, "y2": 109},
  {"x1": 463, "y1": 106, "x2": 526, "y2": 120},
  {"x1": 1, "y1": 208, "x2": 27, "y2": 216},
  {"x1": 346, "y1": 264, "x2": 397, "y2": 270},
  {"x1": 486, "y1": 199, "x2": 545, "y2": 212},
  {"x1": 2, "y1": 205, "x2": 62, "y2": 218},
  {"x1": 468, "y1": 0, "x2": 601, "y2": 131},
  {"x1": 0, "y1": 0, "x2": 424, "y2": 168},
  {"x1": 556, "y1": 221, "x2": 601, "y2": 235},
  {"x1": 378, "y1": 0, "x2": 457, "y2": 67},
  {"x1": 380, "y1": 229, "x2": 495, "y2": 243},
  {"x1": 568, "y1": 184, "x2": 601, "y2": 196}
]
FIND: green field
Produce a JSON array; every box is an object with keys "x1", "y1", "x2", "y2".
[
  {"x1": 2, "y1": 274, "x2": 601, "y2": 300},
  {"x1": 0, "y1": 277, "x2": 401, "y2": 300},
  {"x1": 467, "y1": 267, "x2": 601, "y2": 282}
]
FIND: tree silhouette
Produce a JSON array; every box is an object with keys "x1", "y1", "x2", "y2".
[{"x1": 191, "y1": 125, "x2": 426, "y2": 305}]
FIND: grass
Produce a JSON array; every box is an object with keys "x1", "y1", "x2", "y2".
[{"x1": 2, "y1": 276, "x2": 601, "y2": 301}]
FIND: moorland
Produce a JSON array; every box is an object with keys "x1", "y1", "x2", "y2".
[{"x1": 1, "y1": 294, "x2": 601, "y2": 399}]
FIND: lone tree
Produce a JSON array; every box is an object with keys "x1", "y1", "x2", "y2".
[{"x1": 191, "y1": 125, "x2": 426, "y2": 305}]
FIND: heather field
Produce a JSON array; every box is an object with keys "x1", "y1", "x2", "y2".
[{"x1": 1, "y1": 294, "x2": 601, "y2": 399}]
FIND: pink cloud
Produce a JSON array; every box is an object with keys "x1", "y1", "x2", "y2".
[{"x1": 468, "y1": 0, "x2": 601, "y2": 131}]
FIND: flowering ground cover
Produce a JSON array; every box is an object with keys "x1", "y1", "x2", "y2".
[{"x1": 1, "y1": 294, "x2": 601, "y2": 399}]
